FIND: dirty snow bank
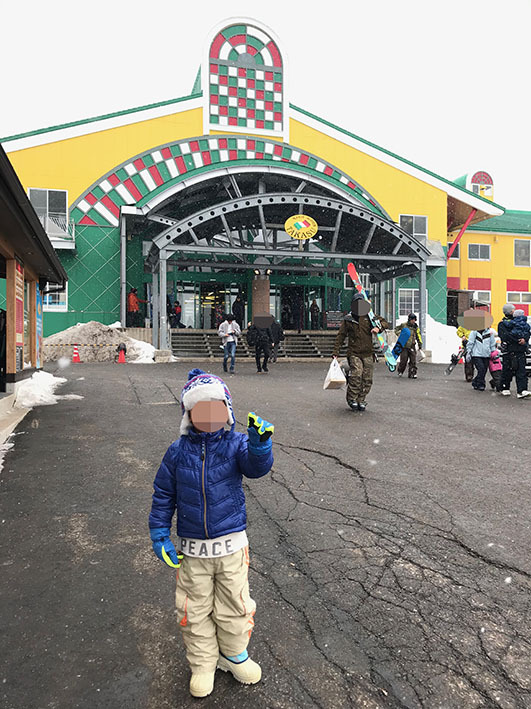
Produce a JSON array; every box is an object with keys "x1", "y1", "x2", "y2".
[{"x1": 43, "y1": 321, "x2": 156, "y2": 363}]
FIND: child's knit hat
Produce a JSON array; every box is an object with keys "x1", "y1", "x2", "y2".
[
  {"x1": 513, "y1": 309, "x2": 525, "y2": 318},
  {"x1": 180, "y1": 368, "x2": 235, "y2": 436}
]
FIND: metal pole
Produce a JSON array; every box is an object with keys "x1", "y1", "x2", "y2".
[
  {"x1": 159, "y1": 251, "x2": 169, "y2": 350},
  {"x1": 120, "y1": 215, "x2": 127, "y2": 327},
  {"x1": 152, "y1": 267, "x2": 159, "y2": 348},
  {"x1": 419, "y1": 262, "x2": 427, "y2": 348}
]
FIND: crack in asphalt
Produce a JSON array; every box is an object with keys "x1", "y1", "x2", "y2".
[{"x1": 235, "y1": 422, "x2": 531, "y2": 708}]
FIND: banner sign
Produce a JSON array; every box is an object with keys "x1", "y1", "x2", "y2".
[
  {"x1": 284, "y1": 214, "x2": 318, "y2": 240},
  {"x1": 15, "y1": 260, "x2": 24, "y2": 372},
  {"x1": 36, "y1": 287, "x2": 43, "y2": 369},
  {"x1": 325, "y1": 311, "x2": 345, "y2": 329}
]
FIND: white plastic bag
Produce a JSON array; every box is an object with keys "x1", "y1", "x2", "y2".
[
  {"x1": 323, "y1": 359, "x2": 347, "y2": 389},
  {"x1": 417, "y1": 349, "x2": 426, "y2": 362}
]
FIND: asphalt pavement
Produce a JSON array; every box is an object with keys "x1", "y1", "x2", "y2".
[{"x1": 1, "y1": 360, "x2": 530, "y2": 709}]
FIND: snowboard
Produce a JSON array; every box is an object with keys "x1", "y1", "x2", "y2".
[
  {"x1": 392, "y1": 326, "x2": 411, "y2": 359},
  {"x1": 445, "y1": 347, "x2": 465, "y2": 375},
  {"x1": 347, "y1": 262, "x2": 398, "y2": 372}
]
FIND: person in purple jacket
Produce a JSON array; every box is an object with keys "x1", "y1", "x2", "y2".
[{"x1": 149, "y1": 368, "x2": 274, "y2": 698}]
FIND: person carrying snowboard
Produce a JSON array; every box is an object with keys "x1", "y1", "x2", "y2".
[
  {"x1": 149, "y1": 369, "x2": 274, "y2": 698},
  {"x1": 498, "y1": 304, "x2": 531, "y2": 398},
  {"x1": 395, "y1": 313, "x2": 422, "y2": 378},
  {"x1": 332, "y1": 294, "x2": 390, "y2": 411}
]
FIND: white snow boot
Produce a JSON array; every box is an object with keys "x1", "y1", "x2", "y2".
[
  {"x1": 517, "y1": 390, "x2": 531, "y2": 399},
  {"x1": 217, "y1": 656, "x2": 262, "y2": 685},
  {"x1": 189, "y1": 671, "x2": 215, "y2": 697},
  {"x1": 501, "y1": 390, "x2": 511, "y2": 396}
]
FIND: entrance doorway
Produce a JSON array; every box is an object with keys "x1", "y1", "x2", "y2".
[{"x1": 280, "y1": 286, "x2": 304, "y2": 331}]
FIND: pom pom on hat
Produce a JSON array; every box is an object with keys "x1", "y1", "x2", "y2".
[{"x1": 180, "y1": 369, "x2": 234, "y2": 436}]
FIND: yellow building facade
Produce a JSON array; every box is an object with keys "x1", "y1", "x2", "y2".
[{"x1": 1, "y1": 18, "x2": 509, "y2": 344}]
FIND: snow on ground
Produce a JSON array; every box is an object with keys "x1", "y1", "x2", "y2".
[
  {"x1": 43, "y1": 321, "x2": 156, "y2": 363},
  {"x1": 396, "y1": 314, "x2": 460, "y2": 364},
  {"x1": 14, "y1": 371, "x2": 69, "y2": 409},
  {"x1": 0, "y1": 442, "x2": 14, "y2": 472}
]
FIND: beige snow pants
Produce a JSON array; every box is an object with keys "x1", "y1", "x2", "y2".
[{"x1": 175, "y1": 546, "x2": 256, "y2": 672}]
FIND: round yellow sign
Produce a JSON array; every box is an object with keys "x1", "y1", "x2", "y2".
[{"x1": 284, "y1": 214, "x2": 318, "y2": 240}]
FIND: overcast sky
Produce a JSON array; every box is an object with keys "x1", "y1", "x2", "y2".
[{"x1": 2, "y1": 0, "x2": 529, "y2": 209}]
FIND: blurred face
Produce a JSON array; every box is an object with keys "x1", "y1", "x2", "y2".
[
  {"x1": 351, "y1": 299, "x2": 371, "y2": 317},
  {"x1": 457, "y1": 309, "x2": 494, "y2": 331},
  {"x1": 253, "y1": 314, "x2": 274, "y2": 328},
  {"x1": 190, "y1": 400, "x2": 229, "y2": 433}
]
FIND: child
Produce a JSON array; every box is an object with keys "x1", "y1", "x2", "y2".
[
  {"x1": 149, "y1": 368, "x2": 274, "y2": 698},
  {"x1": 488, "y1": 349, "x2": 503, "y2": 391},
  {"x1": 505, "y1": 309, "x2": 531, "y2": 342},
  {"x1": 395, "y1": 313, "x2": 422, "y2": 379}
]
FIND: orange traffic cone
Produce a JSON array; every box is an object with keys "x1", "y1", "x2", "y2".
[
  {"x1": 117, "y1": 349, "x2": 126, "y2": 364},
  {"x1": 72, "y1": 344, "x2": 82, "y2": 363}
]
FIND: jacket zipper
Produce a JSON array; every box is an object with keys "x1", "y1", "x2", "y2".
[{"x1": 201, "y1": 441, "x2": 209, "y2": 538}]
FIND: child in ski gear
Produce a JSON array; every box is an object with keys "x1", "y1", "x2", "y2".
[
  {"x1": 332, "y1": 294, "x2": 390, "y2": 411},
  {"x1": 504, "y1": 309, "x2": 531, "y2": 341},
  {"x1": 395, "y1": 313, "x2": 422, "y2": 378},
  {"x1": 488, "y1": 349, "x2": 503, "y2": 391},
  {"x1": 466, "y1": 325, "x2": 496, "y2": 391},
  {"x1": 498, "y1": 304, "x2": 531, "y2": 398},
  {"x1": 218, "y1": 314, "x2": 241, "y2": 374},
  {"x1": 456, "y1": 325, "x2": 474, "y2": 382},
  {"x1": 149, "y1": 369, "x2": 274, "y2": 698}
]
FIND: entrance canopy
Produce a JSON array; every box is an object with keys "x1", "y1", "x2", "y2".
[
  {"x1": 139, "y1": 170, "x2": 431, "y2": 279},
  {"x1": 122, "y1": 168, "x2": 430, "y2": 348}
]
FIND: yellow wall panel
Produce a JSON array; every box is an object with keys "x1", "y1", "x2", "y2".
[
  {"x1": 7, "y1": 107, "x2": 203, "y2": 205},
  {"x1": 289, "y1": 118, "x2": 449, "y2": 245}
]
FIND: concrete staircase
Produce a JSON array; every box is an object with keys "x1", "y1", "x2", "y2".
[{"x1": 169, "y1": 330, "x2": 347, "y2": 359}]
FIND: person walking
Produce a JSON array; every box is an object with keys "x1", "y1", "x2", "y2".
[
  {"x1": 456, "y1": 324, "x2": 474, "y2": 382},
  {"x1": 281, "y1": 302, "x2": 292, "y2": 330},
  {"x1": 332, "y1": 293, "x2": 390, "y2": 411},
  {"x1": 395, "y1": 313, "x2": 422, "y2": 378},
  {"x1": 310, "y1": 299, "x2": 320, "y2": 330},
  {"x1": 498, "y1": 305, "x2": 531, "y2": 398},
  {"x1": 247, "y1": 315, "x2": 274, "y2": 373},
  {"x1": 149, "y1": 368, "x2": 274, "y2": 697},
  {"x1": 488, "y1": 348, "x2": 503, "y2": 391},
  {"x1": 466, "y1": 323, "x2": 496, "y2": 391},
  {"x1": 232, "y1": 295, "x2": 245, "y2": 330},
  {"x1": 127, "y1": 287, "x2": 148, "y2": 327},
  {"x1": 270, "y1": 318, "x2": 285, "y2": 362},
  {"x1": 218, "y1": 314, "x2": 241, "y2": 374},
  {"x1": 170, "y1": 300, "x2": 182, "y2": 328}
]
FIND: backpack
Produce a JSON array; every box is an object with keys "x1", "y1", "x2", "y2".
[{"x1": 246, "y1": 327, "x2": 257, "y2": 347}]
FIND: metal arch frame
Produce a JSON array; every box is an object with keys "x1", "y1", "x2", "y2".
[
  {"x1": 149, "y1": 191, "x2": 431, "y2": 259},
  {"x1": 141, "y1": 165, "x2": 373, "y2": 216}
]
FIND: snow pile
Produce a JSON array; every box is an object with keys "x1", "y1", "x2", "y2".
[
  {"x1": 396, "y1": 314, "x2": 460, "y2": 364},
  {"x1": 14, "y1": 371, "x2": 67, "y2": 408},
  {"x1": 0, "y1": 442, "x2": 14, "y2": 472},
  {"x1": 43, "y1": 321, "x2": 155, "y2": 363}
]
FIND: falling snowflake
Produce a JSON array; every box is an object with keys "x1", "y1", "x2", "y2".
[
  {"x1": 504, "y1": 576, "x2": 512, "y2": 584},
  {"x1": 373, "y1": 439, "x2": 380, "y2": 444}
]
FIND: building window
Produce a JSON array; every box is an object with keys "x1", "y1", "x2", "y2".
[
  {"x1": 398, "y1": 289, "x2": 419, "y2": 316},
  {"x1": 400, "y1": 215, "x2": 428, "y2": 243},
  {"x1": 468, "y1": 243, "x2": 490, "y2": 261},
  {"x1": 514, "y1": 239, "x2": 531, "y2": 267},
  {"x1": 507, "y1": 291, "x2": 531, "y2": 304},
  {"x1": 28, "y1": 188, "x2": 68, "y2": 232},
  {"x1": 447, "y1": 241, "x2": 460, "y2": 259},
  {"x1": 344, "y1": 272, "x2": 371, "y2": 292},
  {"x1": 43, "y1": 282, "x2": 68, "y2": 311},
  {"x1": 473, "y1": 290, "x2": 491, "y2": 303}
]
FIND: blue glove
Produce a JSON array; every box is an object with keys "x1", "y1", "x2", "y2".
[
  {"x1": 150, "y1": 527, "x2": 183, "y2": 569},
  {"x1": 247, "y1": 412, "x2": 274, "y2": 454}
]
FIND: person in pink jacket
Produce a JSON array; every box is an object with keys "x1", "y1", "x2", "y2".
[{"x1": 488, "y1": 349, "x2": 503, "y2": 391}]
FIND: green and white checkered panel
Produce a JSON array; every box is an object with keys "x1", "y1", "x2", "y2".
[{"x1": 208, "y1": 23, "x2": 284, "y2": 135}]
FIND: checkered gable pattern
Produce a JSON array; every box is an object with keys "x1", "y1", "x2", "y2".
[
  {"x1": 70, "y1": 136, "x2": 384, "y2": 227},
  {"x1": 208, "y1": 23, "x2": 283, "y2": 135}
]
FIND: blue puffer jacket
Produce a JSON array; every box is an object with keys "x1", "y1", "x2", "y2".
[
  {"x1": 149, "y1": 428, "x2": 273, "y2": 539},
  {"x1": 467, "y1": 328, "x2": 496, "y2": 358}
]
